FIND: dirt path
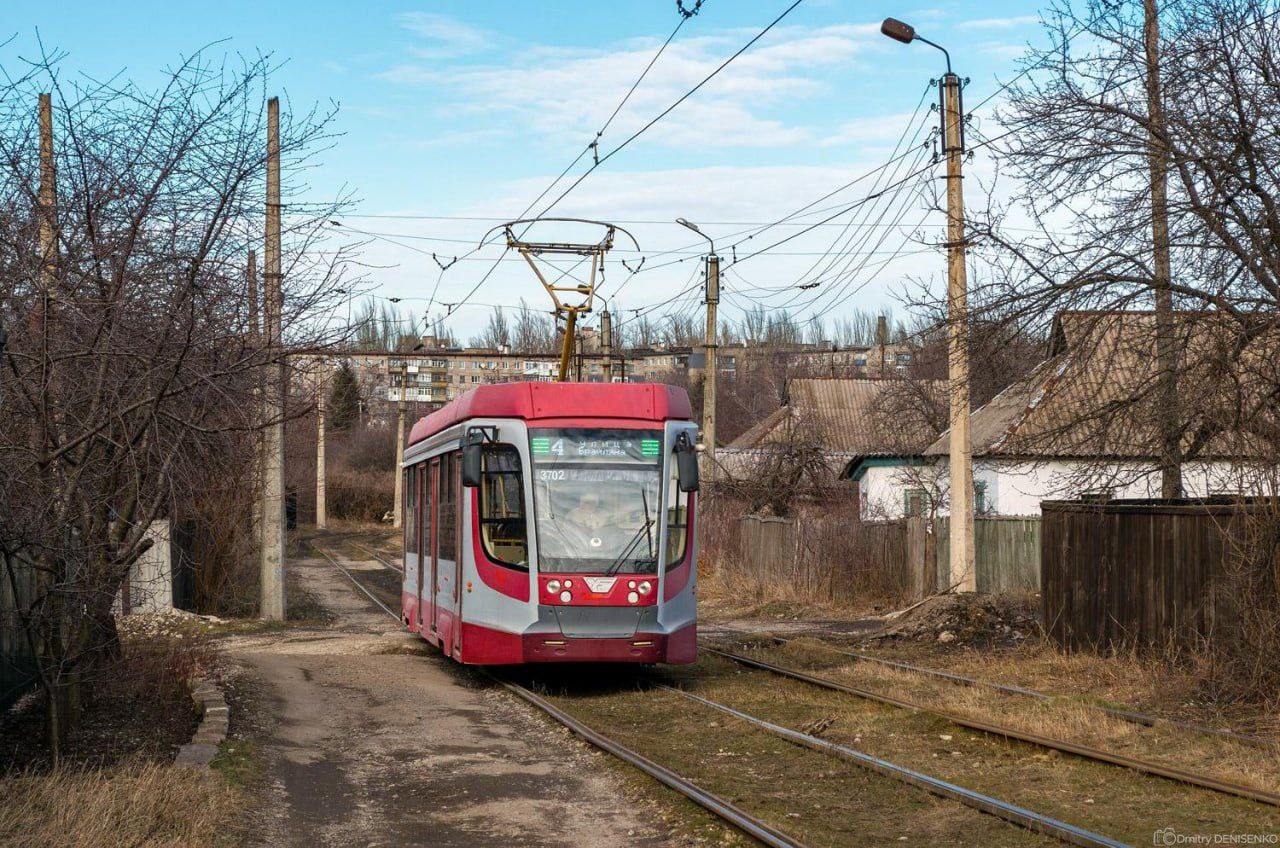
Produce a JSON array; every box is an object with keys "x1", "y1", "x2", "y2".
[{"x1": 221, "y1": 554, "x2": 670, "y2": 848}]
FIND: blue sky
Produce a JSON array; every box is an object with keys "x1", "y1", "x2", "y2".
[{"x1": 18, "y1": 1, "x2": 1046, "y2": 341}]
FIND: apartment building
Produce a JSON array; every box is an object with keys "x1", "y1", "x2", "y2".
[{"x1": 331, "y1": 334, "x2": 914, "y2": 422}]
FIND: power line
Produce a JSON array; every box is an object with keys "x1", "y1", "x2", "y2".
[
  {"x1": 532, "y1": 0, "x2": 808, "y2": 219},
  {"x1": 437, "y1": 5, "x2": 708, "y2": 318}
]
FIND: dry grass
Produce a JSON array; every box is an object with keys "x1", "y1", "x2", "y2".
[
  {"x1": 0, "y1": 758, "x2": 244, "y2": 848},
  {"x1": 650, "y1": 654, "x2": 1280, "y2": 845},
  {"x1": 861, "y1": 636, "x2": 1280, "y2": 738},
  {"x1": 743, "y1": 638, "x2": 1280, "y2": 795}
]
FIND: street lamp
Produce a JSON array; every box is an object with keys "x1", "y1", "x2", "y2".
[
  {"x1": 676, "y1": 217, "x2": 714, "y2": 256},
  {"x1": 882, "y1": 16, "x2": 975, "y2": 593},
  {"x1": 880, "y1": 17, "x2": 951, "y2": 73}
]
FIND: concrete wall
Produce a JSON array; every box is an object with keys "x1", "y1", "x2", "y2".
[{"x1": 118, "y1": 520, "x2": 173, "y2": 614}]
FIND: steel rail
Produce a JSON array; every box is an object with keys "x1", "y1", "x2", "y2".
[
  {"x1": 730, "y1": 632, "x2": 1277, "y2": 752},
  {"x1": 705, "y1": 647, "x2": 1280, "y2": 808},
  {"x1": 497, "y1": 680, "x2": 809, "y2": 848},
  {"x1": 661, "y1": 686, "x2": 1129, "y2": 848},
  {"x1": 348, "y1": 542, "x2": 404, "y2": 575},
  {"x1": 314, "y1": 546, "x2": 401, "y2": 621},
  {"x1": 314, "y1": 546, "x2": 808, "y2": 848}
]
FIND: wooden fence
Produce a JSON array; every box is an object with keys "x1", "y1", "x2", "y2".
[
  {"x1": 1041, "y1": 498, "x2": 1259, "y2": 651},
  {"x1": 932, "y1": 516, "x2": 1042, "y2": 593},
  {"x1": 713, "y1": 511, "x2": 1041, "y2": 607},
  {"x1": 0, "y1": 552, "x2": 38, "y2": 711}
]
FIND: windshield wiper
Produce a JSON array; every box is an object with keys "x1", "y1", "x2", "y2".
[
  {"x1": 605, "y1": 487, "x2": 657, "y2": 577},
  {"x1": 604, "y1": 518, "x2": 654, "y2": 577}
]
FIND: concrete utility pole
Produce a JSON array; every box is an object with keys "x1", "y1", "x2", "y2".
[
  {"x1": 247, "y1": 250, "x2": 262, "y2": 550},
  {"x1": 881, "y1": 17, "x2": 975, "y2": 592},
  {"x1": 601, "y1": 309, "x2": 613, "y2": 382},
  {"x1": 941, "y1": 71, "x2": 975, "y2": 593},
  {"x1": 1144, "y1": 0, "x2": 1181, "y2": 499},
  {"x1": 702, "y1": 252, "x2": 719, "y2": 477},
  {"x1": 34, "y1": 93, "x2": 56, "y2": 387},
  {"x1": 676, "y1": 217, "x2": 718, "y2": 477},
  {"x1": 393, "y1": 360, "x2": 407, "y2": 529},
  {"x1": 260, "y1": 96, "x2": 286, "y2": 620},
  {"x1": 38, "y1": 94, "x2": 55, "y2": 297},
  {"x1": 315, "y1": 365, "x2": 327, "y2": 530}
]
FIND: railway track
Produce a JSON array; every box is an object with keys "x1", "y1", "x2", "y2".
[
  {"x1": 731, "y1": 631, "x2": 1276, "y2": 752},
  {"x1": 705, "y1": 646, "x2": 1280, "y2": 808},
  {"x1": 313, "y1": 545, "x2": 1142, "y2": 847},
  {"x1": 347, "y1": 541, "x2": 403, "y2": 574},
  {"x1": 313, "y1": 546, "x2": 806, "y2": 847}
]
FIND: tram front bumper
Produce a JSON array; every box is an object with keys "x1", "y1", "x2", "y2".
[{"x1": 520, "y1": 604, "x2": 696, "y2": 663}]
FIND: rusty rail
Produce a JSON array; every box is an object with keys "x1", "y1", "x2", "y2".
[
  {"x1": 662, "y1": 686, "x2": 1129, "y2": 848},
  {"x1": 706, "y1": 647, "x2": 1280, "y2": 808}
]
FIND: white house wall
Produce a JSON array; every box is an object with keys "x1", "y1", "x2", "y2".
[{"x1": 875, "y1": 459, "x2": 1280, "y2": 517}]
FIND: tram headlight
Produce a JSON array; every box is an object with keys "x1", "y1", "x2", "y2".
[
  {"x1": 627, "y1": 592, "x2": 639, "y2": 604},
  {"x1": 563, "y1": 579, "x2": 573, "y2": 588},
  {"x1": 638, "y1": 581, "x2": 652, "y2": 595},
  {"x1": 559, "y1": 590, "x2": 572, "y2": 603},
  {"x1": 627, "y1": 580, "x2": 636, "y2": 589},
  {"x1": 547, "y1": 580, "x2": 561, "y2": 593}
]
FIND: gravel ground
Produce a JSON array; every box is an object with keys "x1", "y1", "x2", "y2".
[{"x1": 219, "y1": 553, "x2": 672, "y2": 848}]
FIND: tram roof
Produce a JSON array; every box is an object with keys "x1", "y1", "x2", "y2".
[{"x1": 408, "y1": 381, "x2": 693, "y2": 445}]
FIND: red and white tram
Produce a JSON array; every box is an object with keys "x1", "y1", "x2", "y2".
[{"x1": 400, "y1": 381, "x2": 700, "y2": 664}]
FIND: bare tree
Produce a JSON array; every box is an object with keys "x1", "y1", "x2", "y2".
[
  {"x1": 966, "y1": 0, "x2": 1280, "y2": 462},
  {"x1": 470, "y1": 306, "x2": 511, "y2": 349},
  {"x1": 511, "y1": 298, "x2": 557, "y2": 353},
  {"x1": 959, "y1": 0, "x2": 1280, "y2": 698},
  {"x1": 0, "y1": 49, "x2": 354, "y2": 754}
]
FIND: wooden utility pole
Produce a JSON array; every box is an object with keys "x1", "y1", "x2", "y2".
[
  {"x1": 315, "y1": 364, "x2": 327, "y2": 530},
  {"x1": 702, "y1": 253, "x2": 720, "y2": 478},
  {"x1": 1144, "y1": 0, "x2": 1181, "y2": 499},
  {"x1": 392, "y1": 360, "x2": 407, "y2": 529},
  {"x1": 260, "y1": 96, "x2": 286, "y2": 620},
  {"x1": 941, "y1": 72, "x2": 975, "y2": 593},
  {"x1": 601, "y1": 310, "x2": 613, "y2": 382}
]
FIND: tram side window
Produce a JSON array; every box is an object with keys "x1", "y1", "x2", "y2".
[
  {"x1": 405, "y1": 466, "x2": 418, "y2": 555},
  {"x1": 438, "y1": 452, "x2": 458, "y2": 561},
  {"x1": 665, "y1": 448, "x2": 689, "y2": 568},
  {"x1": 479, "y1": 446, "x2": 527, "y2": 568}
]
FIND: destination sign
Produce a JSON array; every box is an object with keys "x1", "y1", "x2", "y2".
[{"x1": 529, "y1": 428, "x2": 662, "y2": 464}]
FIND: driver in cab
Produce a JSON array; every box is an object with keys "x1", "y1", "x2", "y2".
[{"x1": 566, "y1": 492, "x2": 612, "y2": 530}]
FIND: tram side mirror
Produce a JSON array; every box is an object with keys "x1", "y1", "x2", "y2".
[
  {"x1": 461, "y1": 429, "x2": 484, "y2": 488},
  {"x1": 675, "y1": 432, "x2": 699, "y2": 493}
]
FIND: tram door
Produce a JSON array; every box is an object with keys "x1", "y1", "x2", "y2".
[
  {"x1": 449, "y1": 457, "x2": 464, "y2": 656},
  {"x1": 433, "y1": 453, "x2": 459, "y2": 642},
  {"x1": 428, "y1": 457, "x2": 441, "y2": 635},
  {"x1": 414, "y1": 466, "x2": 424, "y2": 630}
]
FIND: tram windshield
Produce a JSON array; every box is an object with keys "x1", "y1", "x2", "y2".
[{"x1": 529, "y1": 428, "x2": 663, "y2": 574}]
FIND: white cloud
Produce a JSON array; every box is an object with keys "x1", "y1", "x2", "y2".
[
  {"x1": 376, "y1": 23, "x2": 881, "y2": 152},
  {"x1": 958, "y1": 15, "x2": 1039, "y2": 30},
  {"x1": 395, "y1": 12, "x2": 496, "y2": 59},
  {"x1": 979, "y1": 41, "x2": 1031, "y2": 62},
  {"x1": 347, "y1": 159, "x2": 951, "y2": 339}
]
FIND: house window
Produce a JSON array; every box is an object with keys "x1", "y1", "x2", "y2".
[
  {"x1": 854, "y1": 356, "x2": 867, "y2": 367},
  {"x1": 904, "y1": 489, "x2": 930, "y2": 517},
  {"x1": 974, "y1": 481, "x2": 989, "y2": 514}
]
